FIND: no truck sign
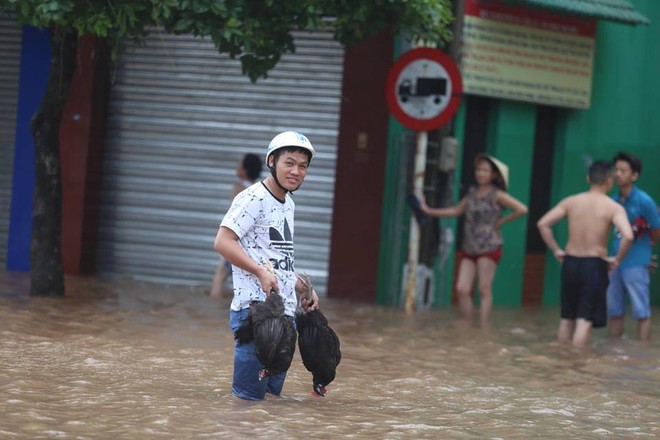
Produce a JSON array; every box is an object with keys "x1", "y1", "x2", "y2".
[{"x1": 386, "y1": 48, "x2": 462, "y2": 131}]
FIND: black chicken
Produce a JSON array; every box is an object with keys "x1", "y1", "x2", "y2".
[
  {"x1": 234, "y1": 292, "x2": 297, "y2": 381},
  {"x1": 295, "y1": 274, "x2": 341, "y2": 397}
]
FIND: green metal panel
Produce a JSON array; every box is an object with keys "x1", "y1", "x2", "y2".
[
  {"x1": 376, "y1": 114, "x2": 411, "y2": 306},
  {"x1": 487, "y1": 101, "x2": 536, "y2": 306},
  {"x1": 542, "y1": 2, "x2": 660, "y2": 305},
  {"x1": 376, "y1": 35, "x2": 407, "y2": 306},
  {"x1": 506, "y1": 0, "x2": 650, "y2": 25},
  {"x1": 432, "y1": 102, "x2": 467, "y2": 309},
  {"x1": 542, "y1": 109, "x2": 572, "y2": 305}
]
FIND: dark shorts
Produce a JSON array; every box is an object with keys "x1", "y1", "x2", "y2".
[
  {"x1": 561, "y1": 255, "x2": 609, "y2": 328},
  {"x1": 459, "y1": 246, "x2": 502, "y2": 264}
]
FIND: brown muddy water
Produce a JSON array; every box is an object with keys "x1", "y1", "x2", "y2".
[{"x1": 1, "y1": 270, "x2": 659, "y2": 439}]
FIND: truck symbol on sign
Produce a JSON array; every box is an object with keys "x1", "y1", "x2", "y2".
[{"x1": 398, "y1": 77, "x2": 447, "y2": 104}]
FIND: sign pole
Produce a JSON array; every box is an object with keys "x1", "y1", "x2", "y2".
[
  {"x1": 404, "y1": 130, "x2": 428, "y2": 314},
  {"x1": 385, "y1": 47, "x2": 462, "y2": 313}
]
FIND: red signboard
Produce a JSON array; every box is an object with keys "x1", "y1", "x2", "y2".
[{"x1": 464, "y1": 0, "x2": 596, "y2": 36}]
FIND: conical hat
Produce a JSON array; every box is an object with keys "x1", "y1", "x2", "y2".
[{"x1": 475, "y1": 153, "x2": 509, "y2": 191}]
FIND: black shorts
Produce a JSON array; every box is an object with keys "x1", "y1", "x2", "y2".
[{"x1": 560, "y1": 255, "x2": 609, "y2": 328}]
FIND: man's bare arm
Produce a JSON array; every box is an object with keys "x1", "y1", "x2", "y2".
[
  {"x1": 214, "y1": 226, "x2": 278, "y2": 294},
  {"x1": 537, "y1": 202, "x2": 568, "y2": 260},
  {"x1": 612, "y1": 206, "x2": 634, "y2": 268}
]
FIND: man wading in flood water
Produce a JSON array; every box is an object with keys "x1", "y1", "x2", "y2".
[{"x1": 537, "y1": 160, "x2": 633, "y2": 347}]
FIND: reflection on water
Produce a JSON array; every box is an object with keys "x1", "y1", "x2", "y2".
[{"x1": 1, "y1": 270, "x2": 659, "y2": 439}]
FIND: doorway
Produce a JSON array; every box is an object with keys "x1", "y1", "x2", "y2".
[{"x1": 522, "y1": 105, "x2": 557, "y2": 306}]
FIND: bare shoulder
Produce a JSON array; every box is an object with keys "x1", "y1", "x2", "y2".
[
  {"x1": 494, "y1": 189, "x2": 511, "y2": 203},
  {"x1": 609, "y1": 199, "x2": 627, "y2": 214},
  {"x1": 557, "y1": 193, "x2": 581, "y2": 207},
  {"x1": 570, "y1": 191, "x2": 612, "y2": 204},
  {"x1": 598, "y1": 194, "x2": 623, "y2": 212},
  {"x1": 495, "y1": 189, "x2": 526, "y2": 207},
  {"x1": 558, "y1": 192, "x2": 601, "y2": 213},
  {"x1": 578, "y1": 191, "x2": 623, "y2": 218}
]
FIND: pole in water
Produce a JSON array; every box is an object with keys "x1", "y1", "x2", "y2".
[{"x1": 404, "y1": 131, "x2": 428, "y2": 314}]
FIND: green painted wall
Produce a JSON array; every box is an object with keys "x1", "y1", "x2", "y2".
[
  {"x1": 377, "y1": 35, "x2": 407, "y2": 306},
  {"x1": 543, "y1": 1, "x2": 660, "y2": 305},
  {"x1": 487, "y1": 101, "x2": 536, "y2": 306},
  {"x1": 379, "y1": 2, "x2": 660, "y2": 308},
  {"x1": 432, "y1": 102, "x2": 467, "y2": 308},
  {"x1": 376, "y1": 114, "x2": 411, "y2": 306}
]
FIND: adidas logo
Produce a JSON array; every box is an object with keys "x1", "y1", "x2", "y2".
[{"x1": 269, "y1": 219, "x2": 295, "y2": 272}]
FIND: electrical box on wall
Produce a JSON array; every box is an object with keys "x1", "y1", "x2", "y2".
[{"x1": 439, "y1": 137, "x2": 458, "y2": 172}]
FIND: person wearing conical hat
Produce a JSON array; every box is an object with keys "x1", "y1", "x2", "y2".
[{"x1": 419, "y1": 153, "x2": 528, "y2": 326}]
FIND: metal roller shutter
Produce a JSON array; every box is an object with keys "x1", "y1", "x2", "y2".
[
  {"x1": 97, "y1": 30, "x2": 344, "y2": 294},
  {"x1": 0, "y1": 17, "x2": 21, "y2": 267}
]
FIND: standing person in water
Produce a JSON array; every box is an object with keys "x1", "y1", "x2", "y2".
[
  {"x1": 214, "y1": 131, "x2": 319, "y2": 400},
  {"x1": 607, "y1": 152, "x2": 660, "y2": 342},
  {"x1": 419, "y1": 153, "x2": 528, "y2": 326},
  {"x1": 210, "y1": 153, "x2": 263, "y2": 298},
  {"x1": 537, "y1": 160, "x2": 633, "y2": 347}
]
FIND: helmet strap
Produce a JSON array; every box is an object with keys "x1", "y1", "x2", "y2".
[{"x1": 269, "y1": 164, "x2": 292, "y2": 193}]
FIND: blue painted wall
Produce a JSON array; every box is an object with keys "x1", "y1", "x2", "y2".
[{"x1": 6, "y1": 26, "x2": 50, "y2": 270}]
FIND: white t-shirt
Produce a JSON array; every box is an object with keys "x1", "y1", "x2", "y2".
[{"x1": 220, "y1": 182, "x2": 298, "y2": 316}]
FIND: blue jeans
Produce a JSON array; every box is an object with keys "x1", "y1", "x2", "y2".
[
  {"x1": 607, "y1": 266, "x2": 651, "y2": 320},
  {"x1": 229, "y1": 308, "x2": 293, "y2": 400}
]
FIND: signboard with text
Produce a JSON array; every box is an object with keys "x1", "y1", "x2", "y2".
[{"x1": 462, "y1": 0, "x2": 596, "y2": 109}]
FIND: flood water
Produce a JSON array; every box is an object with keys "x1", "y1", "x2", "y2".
[{"x1": 1, "y1": 270, "x2": 659, "y2": 439}]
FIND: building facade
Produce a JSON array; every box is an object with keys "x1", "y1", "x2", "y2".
[
  {"x1": 2, "y1": 1, "x2": 659, "y2": 308},
  {"x1": 376, "y1": 0, "x2": 660, "y2": 308}
]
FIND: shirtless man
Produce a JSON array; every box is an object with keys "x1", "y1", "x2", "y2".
[{"x1": 537, "y1": 160, "x2": 633, "y2": 347}]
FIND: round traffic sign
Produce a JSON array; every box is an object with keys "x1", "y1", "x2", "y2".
[{"x1": 386, "y1": 48, "x2": 462, "y2": 131}]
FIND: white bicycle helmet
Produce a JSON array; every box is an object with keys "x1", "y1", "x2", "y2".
[{"x1": 265, "y1": 131, "x2": 316, "y2": 164}]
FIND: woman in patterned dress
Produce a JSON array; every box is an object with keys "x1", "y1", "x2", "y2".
[{"x1": 420, "y1": 154, "x2": 528, "y2": 326}]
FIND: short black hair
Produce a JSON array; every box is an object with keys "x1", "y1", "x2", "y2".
[
  {"x1": 588, "y1": 160, "x2": 612, "y2": 184},
  {"x1": 242, "y1": 153, "x2": 262, "y2": 180},
  {"x1": 271, "y1": 146, "x2": 313, "y2": 165},
  {"x1": 613, "y1": 151, "x2": 642, "y2": 175}
]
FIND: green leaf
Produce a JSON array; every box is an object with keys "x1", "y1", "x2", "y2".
[
  {"x1": 3, "y1": 0, "x2": 453, "y2": 80},
  {"x1": 20, "y1": 1, "x2": 29, "y2": 17}
]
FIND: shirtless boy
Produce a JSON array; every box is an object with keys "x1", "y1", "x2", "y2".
[{"x1": 537, "y1": 160, "x2": 633, "y2": 347}]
